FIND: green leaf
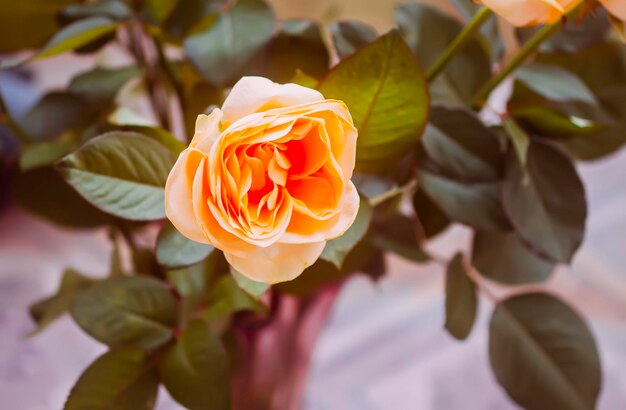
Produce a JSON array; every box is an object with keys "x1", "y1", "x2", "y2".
[
  {"x1": 318, "y1": 30, "x2": 429, "y2": 173},
  {"x1": 33, "y1": 17, "x2": 118, "y2": 61},
  {"x1": 157, "y1": 221, "x2": 214, "y2": 269},
  {"x1": 231, "y1": 268, "x2": 270, "y2": 298},
  {"x1": 164, "y1": 0, "x2": 224, "y2": 38},
  {"x1": 329, "y1": 20, "x2": 378, "y2": 59},
  {"x1": 320, "y1": 197, "x2": 372, "y2": 269},
  {"x1": 184, "y1": 0, "x2": 276, "y2": 86},
  {"x1": 68, "y1": 66, "x2": 139, "y2": 105},
  {"x1": 29, "y1": 269, "x2": 94, "y2": 336},
  {"x1": 17, "y1": 92, "x2": 92, "y2": 141},
  {"x1": 12, "y1": 166, "x2": 116, "y2": 228},
  {"x1": 502, "y1": 143, "x2": 586, "y2": 263},
  {"x1": 502, "y1": 117, "x2": 530, "y2": 165},
  {"x1": 71, "y1": 276, "x2": 177, "y2": 349},
  {"x1": 489, "y1": 293, "x2": 601, "y2": 410},
  {"x1": 412, "y1": 188, "x2": 449, "y2": 239},
  {"x1": 201, "y1": 275, "x2": 266, "y2": 322},
  {"x1": 19, "y1": 135, "x2": 77, "y2": 171},
  {"x1": 59, "y1": 0, "x2": 131, "y2": 22},
  {"x1": 65, "y1": 348, "x2": 159, "y2": 410},
  {"x1": 248, "y1": 19, "x2": 330, "y2": 82},
  {"x1": 444, "y1": 253, "x2": 477, "y2": 340},
  {"x1": 423, "y1": 108, "x2": 502, "y2": 181},
  {"x1": 142, "y1": 0, "x2": 180, "y2": 23},
  {"x1": 158, "y1": 320, "x2": 231, "y2": 410},
  {"x1": 370, "y1": 214, "x2": 430, "y2": 262},
  {"x1": 396, "y1": 4, "x2": 490, "y2": 108},
  {"x1": 57, "y1": 131, "x2": 176, "y2": 221},
  {"x1": 517, "y1": 63, "x2": 598, "y2": 106},
  {"x1": 472, "y1": 231, "x2": 554, "y2": 285},
  {"x1": 418, "y1": 170, "x2": 510, "y2": 231},
  {"x1": 554, "y1": 126, "x2": 626, "y2": 161},
  {"x1": 0, "y1": 0, "x2": 75, "y2": 52}
]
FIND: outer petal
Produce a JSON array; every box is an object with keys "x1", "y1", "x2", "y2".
[
  {"x1": 224, "y1": 241, "x2": 326, "y2": 284},
  {"x1": 190, "y1": 108, "x2": 223, "y2": 154},
  {"x1": 601, "y1": 0, "x2": 626, "y2": 20},
  {"x1": 281, "y1": 181, "x2": 360, "y2": 244},
  {"x1": 221, "y1": 76, "x2": 324, "y2": 125},
  {"x1": 164, "y1": 149, "x2": 209, "y2": 243},
  {"x1": 481, "y1": 0, "x2": 564, "y2": 26}
]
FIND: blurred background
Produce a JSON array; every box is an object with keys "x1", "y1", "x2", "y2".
[{"x1": 1, "y1": 0, "x2": 626, "y2": 409}]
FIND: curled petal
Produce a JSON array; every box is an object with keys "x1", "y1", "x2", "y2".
[
  {"x1": 190, "y1": 108, "x2": 223, "y2": 154},
  {"x1": 224, "y1": 241, "x2": 326, "y2": 284},
  {"x1": 480, "y1": 0, "x2": 575, "y2": 26},
  {"x1": 221, "y1": 76, "x2": 324, "y2": 125},
  {"x1": 281, "y1": 181, "x2": 360, "y2": 244}
]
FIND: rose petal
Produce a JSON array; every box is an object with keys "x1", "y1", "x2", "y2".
[
  {"x1": 281, "y1": 181, "x2": 360, "y2": 244},
  {"x1": 164, "y1": 149, "x2": 209, "y2": 243},
  {"x1": 480, "y1": 0, "x2": 573, "y2": 26},
  {"x1": 221, "y1": 76, "x2": 324, "y2": 125},
  {"x1": 224, "y1": 240, "x2": 326, "y2": 284},
  {"x1": 601, "y1": 0, "x2": 626, "y2": 20}
]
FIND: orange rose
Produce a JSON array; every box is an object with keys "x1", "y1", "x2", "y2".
[
  {"x1": 600, "y1": 0, "x2": 626, "y2": 20},
  {"x1": 479, "y1": 0, "x2": 579, "y2": 26},
  {"x1": 165, "y1": 77, "x2": 359, "y2": 284}
]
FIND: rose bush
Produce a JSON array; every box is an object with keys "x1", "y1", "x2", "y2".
[{"x1": 165, "y1": 76, "x2": 359, "y2": 283}]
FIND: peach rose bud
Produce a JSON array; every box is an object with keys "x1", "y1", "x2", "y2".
[
  {"x1": 164, "y1": 77, "x2": 360, "y2": 284},
  {"x1": 479, "y1": 0, "x2": 579, "y2": 26}
]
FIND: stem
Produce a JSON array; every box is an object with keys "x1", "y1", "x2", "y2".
[
  {"x1": 427, "y1": 7, "x2": 493, "y2": 82},
  {"x1": 470, "y1": 21, "x2": 561, "y2": 108},
  {"x1": 152, "y1": 35, "x2": 187, "y2": 136},
  {"x1": 126, "y1": 20, "x2": 171, "y2": 130},
  {"x1": 369, "y1": 179, "x2": 417, "y2": 207}
]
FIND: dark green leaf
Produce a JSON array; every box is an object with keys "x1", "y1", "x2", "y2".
[
  {"x1": 517, "y1": 63, "x2": 598, "y2": 106},
  {"x1": 142, "y1": 0, "x2": 180, "y2": 23},
  {"x1": 65, "y1": 348, "x2": 159, "y2": 410},
  {"x1": 517, "y1": 10, "x2": 610, "y2": 53},
  {"x1": 12, "y1": 166, "x2": 115, "y2": 228},
  {"x1": 0, "y1": 0, "x2": 74, "y2": 52},
  {"x1": 329, "y1": 20, "x2": 378, "y2": 59},
  {"x1": 68, "y1": 66, "x2": 139, "y2": 105},
  {"x1": 370, "y1": 214, "x2": 430, "y2": 262},
  {"x1": 489, "y1": 293, "x2": 601, "y2": 410},
  {"x1": 502, "y1": 143, "x2": 586, "y2": 262},
  {"x1": 19, "y1": 135, "x2": 77, "y2": 171},
  {"x1": 472, "y1": 231, "x2": 555, "y2": 285},
  {"x1": 553, "y1": 126, "x2": 626, "y2": 161},
  {"x1": 248, "y1": 19, "x2": 330, "y2": 82},
  {"x1": 418, "y1": 170, "x2": 510, "y2": 231},
  {"x1": 423, "y1": 108, "x2": 502, "y2": 181},
  {"x1": 184, "y1": 0, "x2": 276, "y2": 86},
  {"x1": 396, "y1": 4, "x2": 490, "y2": 108},
  {"x1": 413, "y1": 188, "x2": 449, "y2": 239},
  {"x1": 157, "y1": 221, "x2": 214, "y2": 269},
  {"x1": 71, "y1": 276, "x2": 177, "y2": 349},
  {"x1": 201, "y1": 275, "x2": 266, "y2": 322},
  {"x1": 321, "y1": 197, "x2": 372, "y2": 269},
  {"x1": 33, "y1": 17, "x2": 118, "y2": 61},
  {"x1": 29, "y1": 269, "x2": 94, "y2": 336},
  {"x1": 318, "y1": 30, "x2": 429, "y2": 173},
  {"x1": 159, "y1": 320, "x2": 230, "y2": 410},
  {"x1": 17, "y1": 92, "x2": 92, "y2": 141},
  {"x1": 231, "y1": 268, "x2": 270, "y2": 298},
  {"x1": 444, "y1": 253, "x2": 477, "y2": 340},
  {"x1": 59, "y1": 0, "x2": 131, "y2": 22},
  {"x1": 109, "y1": 124, "x2": 186, "y2": 154},
  {"x1": 502, "y1": 117, "x2": 530, "y2": 165},
  {"x1": 57, "y1": 131, "x2": 176, "y2": 221},
  {"x1": 164, "y1": 0, "x2": 225, "y2": 38}
]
